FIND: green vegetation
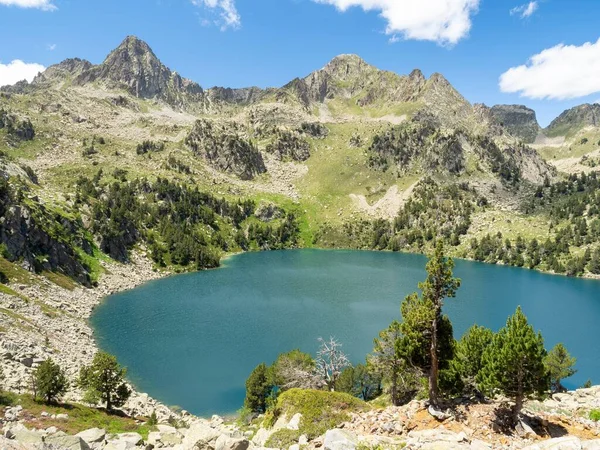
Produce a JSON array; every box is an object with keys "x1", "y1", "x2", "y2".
[
  {"x1": 0, "y1": 392, "x2": 151, "y2": 438},
  {"x1": 33, "y1": 358, "x2": 69, "y2": 404},
  {"x1": 478, "y1": 307, "x2": 549, "y2": 423},
  {"x1": 244, "y1": 363, "x2": 272, "y2": 414},
  {"x1": 590, "y1": 409, "x2": 600, "y2": 421},
  {"x1": 78, "y1": 352, "x2": 131, "y2": 410},
  {"x1": 269, "y1": 389, "x2": 368, "y2": 439},
  {"x1": 545, "y1": 343, "x2": 577, "y2": 393}
]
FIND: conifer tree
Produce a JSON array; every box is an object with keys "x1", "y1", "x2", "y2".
[
  {"x1": 545, "y1": 343, "x2": 577, "y2": 393},
  {"x1": 456, "y1": 325, "x2": 494, "y2": 388},
  {"x1": 34, "y1": 358, "x2": 68, "y2": 404},
  {"x1": 78, "y1": 352, "x2": 131, "y2": 410},
  {"x1": 414, "y1": 241, "x2": 461, "y2": 407},
  {"x1": 244, "y1": 363, "x2": 272, "y2": 413},
  {"x1": 478, "y1": 307, "x2": 548, "y2": 424}
]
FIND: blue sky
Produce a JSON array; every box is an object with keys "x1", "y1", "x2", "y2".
[{"x1": 1, "y1": 0, "x2": 599, "y2": 126}]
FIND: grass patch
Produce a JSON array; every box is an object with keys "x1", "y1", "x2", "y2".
[
  {"x1": 268, "y1": 389, "x2": 369, "y2": 439},
  {"x1": 43, "y1": 271, "x2": 77, "y2": 291},
  {"x1": 1, "y1": 393, "x2": 153, "y2": 439},
  {"x1": 265, "y1": 429, "x2": 301, "y2": 448},
  {"x1": 0, "y1": 257, "x2": 36, "y2": 285}
]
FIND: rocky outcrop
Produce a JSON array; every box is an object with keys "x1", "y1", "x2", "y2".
[
  {"x1": 265, "y1": 130, "x2": 310, "y2": 162},
  {"x1": 546, "y1": 104, "x2": 600, "y2": 137},
  {"x1": 489, "y1": 104, "x2": 541, "y2": 143},
  {"x1": 33, "y1": 58, "x2": 93, "y2": 85},
  {"x1": 185, "y1": 119, "x2": 266, "y2": 180},
  {"x1": 72, "y1": 36, "x2": 205, "y2": 109},
  {"x1": 207, "y1": 86, "x2": 265, "y2": 105}
]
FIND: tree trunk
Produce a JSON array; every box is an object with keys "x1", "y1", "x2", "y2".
[
  {"x1": 106, "y1": 392, "x2": 112, "y2": 411},
  {"x1": 429, "y1": 315, "x2": 439, "y2": 408},
  {"x1": 513, "y1": 392, "x2": 523, "y2": 425}
]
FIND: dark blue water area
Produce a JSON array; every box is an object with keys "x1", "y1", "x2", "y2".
[{"x1": 90, "y1": 249, "x2": 600, "y2": 416}]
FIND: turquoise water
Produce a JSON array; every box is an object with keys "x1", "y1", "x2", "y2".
[{"x1": 90, "y1": 249, "x2": 600, "y2": 416}]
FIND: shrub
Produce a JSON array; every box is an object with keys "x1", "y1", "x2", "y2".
[
  {"x1": 270, "y1": 389, "x2": 368, "y2": 439},
  {"x1": 265, "y1": 429, "x2": 301, "y2": 449},
  {"x1": 590, "y1": 410, "x2": 600, "y2": 421}
]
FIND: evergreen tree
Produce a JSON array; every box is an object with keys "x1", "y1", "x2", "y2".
[
  {"x1": 78, "y1": 352, "x2": 131, "y2": 410},
  {"x1": 335, "y1": 364, "x2": 382, "y2": 401},
  {"x1": 412, "y1": 241, "x2": 461, "y2": 407},
  {"x1": 271, "y1": 349, "x2": 316, "y2": 391},
  {"x1": 545, "y1": 343, "x2": 577, "y2": 393},
  {"x1": 478, "y1": 307, "x2": 548, "y2": 424},
  {"x1": 456, "y1": 325, "x2": 494, "y2": 387},
  {"x1": 588, "y1": 248, "x2": 600, "y2": 274},
  {"x1": 244, "y1": 363, "x2": 272, "y2": 413},
  {"x1": 34, "y1": 358, "x2": 68, "y2": 404},
  {"x1": 369, "y1": 320, "x2": 410, "y2": 406}
]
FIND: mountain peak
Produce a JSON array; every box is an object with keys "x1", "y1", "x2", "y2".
[
  {"x1": 73, "y1": 35, "x2": 203, "y2": 107},
  {"x1": 321, "y1": 54, "x2": 373, "y2": 79}
]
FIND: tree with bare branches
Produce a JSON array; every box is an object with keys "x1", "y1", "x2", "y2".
[{"x1": 315, "y1": 337, "x2": 351, "y2": 391}]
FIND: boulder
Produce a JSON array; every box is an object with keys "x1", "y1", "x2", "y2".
[
  {"x1": 583, "y1": 440, "x2": 600, "y2": 450},
  {"x1": 157, "y1": 424, "x2": 178, "y2": 434},
  {"x1": 289, "y1": 445, "x2": 300, "y2": 450},
  {"x1": 115, "y1": 432, "x2": 143, "y2": 446},
  {"x1": 522, "y1": 436, "x2": 582, "y2": 449},
  {"x1": 76, "y1": 428, "x2": 106, "y2": 444},
  {"x1": 251, "y1": 428, "x2": 274, "y2": 447},
  {"x1": 11, "y1": 429, "x2": 44, "y2": 446},
  {"x1": 215, "y1": 435, "x2": 250, "y2": 450},
  {"x1": 182, "y1": 422, "x2": 221, "y2": 449},
  {"x1": 287, "y1": 413, "x2": 302, "y2": 431},
  {"x1": 324, "y1": 429, "x2": 358, "y2": 450},
  {"x1": 104, "y1": 441, "x2": 136, "y2": 450},
  {"x1": 0, "y1": 436, "x2": 27, "y2": 449},
  {"x1": 45, "y1": 434, "x2": 91, "y2": 450},
  {"x1": 148, "y1": 431, "x2": 162, "y2": 446}
]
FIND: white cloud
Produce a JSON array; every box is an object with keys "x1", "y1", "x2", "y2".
[
  {"x1": 0, "y1": 60, "x2": 45, "y2": 87},
  {"x1": 191, "y1": 0, "x2": 240, "y2": 30},
  {"x1": 47, "y1": 43, "x2": 56, "y2": 51},
  {"x1": 0, "y1": 0, "x2": 56, "y2": 11},
  {"x1": 499, "y1": 38, "x2": 600, "y2": 100},
  {"x1": 311, "y1": 0, "x2": 480, "y2": 45},
  {"x1": 510, "y1": 1, "x2": 538, "y2": 19}
]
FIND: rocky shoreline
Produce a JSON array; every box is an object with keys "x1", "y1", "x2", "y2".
[{"x1": 0, "y1": 250, "x2": 178, "y2": 420}]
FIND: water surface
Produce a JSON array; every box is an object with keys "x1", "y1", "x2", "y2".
[{"x1": 91, "y1": 249, "x2": 600, "y2": 416}]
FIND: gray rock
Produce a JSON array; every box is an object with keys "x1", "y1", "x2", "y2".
[
  {"x1": 251, "y1": 428, "x2": 273, "y2": 447},
  {"x1": 19, "y1": 357, "x2": 33, "y2": 367},
  {"x1": 215, "y1": 435, "x2": 249, "y2": 450},
  {"x1": 45, "y1": 434, "x2": 91, "y2": 450},
  {"x1": 157, "y1": 424, "x2": 178, "y2": 434},
  {"x1": 104, "y1": 441, "x2": 136, "y2": 450},
  {"x1": 182, "y1": 422, "x2": 221, "y2": 449},
  {"x1": 522, "y1": 436, "x2": 582, "y2": 449},
  {"x1": 76, "y1": 428, "x2": 106, "y2": 444},
  {"x1": 289, "y1": 445, "x2": 300, "y2": 450},
  {"x1": 324, "y1": 429, "x2": 357, "y2": 450},
  {"x1": 115, "y1": 432, "x2": 143, "y2": 446},
  {"x1": 11, "y1": 429, "x2": 44, "y2": 446},
  {"x1": 0, "y1": 436, "x2": 27, "y2": 449},
  {"x1": 56, "y1": 413, "x2": 69, "y2": 420},
  {"x1": 287, "y1": 413, "x2": 302, "y2": 431}
]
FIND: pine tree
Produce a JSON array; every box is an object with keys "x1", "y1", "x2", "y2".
[
  {"x1": 588, "y1": 248, "x2": 600, "y2": 274},
  {"x1": 244, "y1": 363, "x2": 272, "y2": 413},
  {"x1": 545, "y1": 343, "x2": 577, "y2": 393},
  {"x1": 369, "y1": 320, "x2": 408, "y2": 406},
  {"x1": 34, "y1": 358, "x2": 68, "y2": 404},
  {"x1": 456, "y1": 325, "x2": 494, "y2": 387},
  {"x1": 478, "y1": 307, "x2": 549, "y2": 424},
  {"x1": 415, "y1": 241, "x2": 461, "y2": 407},
  {"x1": 78, "y1": 352, "x2": 131, "y2": 410}
]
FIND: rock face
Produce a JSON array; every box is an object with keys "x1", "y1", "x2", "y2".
[
  {"x1": 324, "y1": 429, "x2": 358, "y2": 450},
  {"x1": 489, "y1": 104, "x2": 541, "y2": 143},
  {"x1": 72, "y1": 36, "x2": 204, "y2": 108},
  {"x1": 185, "y1": 119, "x2": 266, "y2": 180},
  {"x1": 33, "y1": 58, "x2": 93, "y2": 85},
  {"x1": 546, "y1": 103, "x2": 600, "y2": 136}
]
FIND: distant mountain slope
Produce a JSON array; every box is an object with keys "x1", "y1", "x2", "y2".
[
  {"x1": 545, "y1": 103, "x2": 600, "y2": 137},
  {"x1": 489, "y1": 105, "x2": 540, "y2": 144}
]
